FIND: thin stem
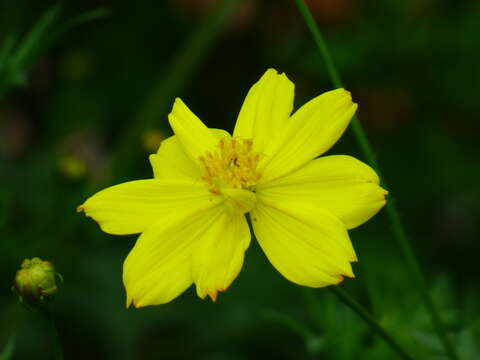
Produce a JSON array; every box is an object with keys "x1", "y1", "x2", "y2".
[
  {"x1": 40, "y1": 307, "x2": 64, "y2": 360},
  {"x1": 294, "y1": 1, "x2": 459, "y2": 360},
  {"x1": 329, "y1": 286, "x2": 414, "y2": 360}
]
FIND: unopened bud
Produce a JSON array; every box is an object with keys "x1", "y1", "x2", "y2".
[{"x1": 12, "y1": 257, "x2": 61, "y2": 306}]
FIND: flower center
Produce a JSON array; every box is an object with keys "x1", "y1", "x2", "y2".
[{"x1": 198, "y1": 138, "x2": 262, "y2": 194}]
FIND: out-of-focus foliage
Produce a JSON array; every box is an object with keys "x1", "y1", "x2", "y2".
[
  {"x1": 0, "y1": 0, "x2": 479, "y2": 359},
  {"x1": 0, "y1": 5, "x2": 108, "y2": 99},
  {"x1": 0, "y1": 335, "x2": 15, "y2": 360}
]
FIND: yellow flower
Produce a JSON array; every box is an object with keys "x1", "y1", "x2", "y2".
[{"x1": 78, "y1": 69, "x2": 387, "y2": 307}]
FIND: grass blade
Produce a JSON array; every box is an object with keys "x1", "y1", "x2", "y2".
[
  {"x1": 10, "y1": 4, "x2": 61, "y2": 70},
  {"x1": 47, "y1": 8, "x2": 110, "y2": 46}
]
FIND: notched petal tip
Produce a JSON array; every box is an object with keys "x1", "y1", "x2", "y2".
[
  {"x1": 76, "y1": 204, "x2": 85, "y2": 213},
  {"x1": 334, "y1": 269, "x2": 355, "y2": 285},
  {"x1": 259, "y1": 68, "x2": 293, "y2": 87},
  {"x1": 127, "y1": 295, "x2": 151, "y2": 309},
  {"x1": 337, "y1": 87, "x2": 352, "y2": 98},
  {"x1": 132, "y1": 300, "x2": 145, "y2": 309},
  {"x1": 206, "y1": 287, "x2": 228, "y2": 303},
  {"x1": 262, "y1": 68, "x2": 292, "y2": 83},
  {"x1": 335, "y1": 88, "x2": 358, "y2": 109},
  {"x1": 345, "y1": 269, "x2": 356, "y2": 279},
  {"x1": 208, "y1": 291, "x2": 218, "y2": 302},
  {"x1": 341, "y1": 264, "x2": 355, "y2": 279},
  {"x1": 264, "y1": 68, "x2": 279, "y2": 76},
  {"x1": 198, "y1": 284, "x2": 231, "y2": 303}
]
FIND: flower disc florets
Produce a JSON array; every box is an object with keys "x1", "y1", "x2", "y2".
[{"x1": 198, "y1": 138, "x2": 262, "y2": 194}]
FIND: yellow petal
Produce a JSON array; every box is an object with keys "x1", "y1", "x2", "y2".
[
  {"x1": 222, "y1": 187, "x2": 257, "y2": 215},
  {"x1": 149, "y1": 135, "x2": 200, "y2": 180},
  {"x1": 78, "y1": 179, "x2": 219, "y2": 235},
  {"x1": 191, "y1": 212, "x2": 250, "y2": 301},
  {"x1": 260, "y1": 89, "x2": 357, "y2": 183},
  {"x1": 123, "y1": 203, "x2": 225, "y2": 307},
  {"x1": 150, "y1": 129, "x2": 230, "y2": 180},
  {"x1": 168, "y1": 98, "x2": 219, "y2": 162},
  {"x1": 257, "y1": 155, "x2": 388, "y2": 229},
  {"x1": 251, "y1": 198, "x2": 356, "y2": 288},
  {"x1": 233, "y1": 68, "x2": 294, "y2": 155}
]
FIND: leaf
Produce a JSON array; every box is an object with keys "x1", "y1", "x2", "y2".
[
  {"x1": 457, "y1": 325, "x2": 480, "y2": 360},
  {"x1": 0, "y1": 5, "x2": 109, "y2": 100},
  {"x1": 9, "y1": 4, "x2": 62, "y2": 70},
  {"x1": 0, "y1": 335, "x2": 15, "y2": 360},
  {"x1": 48, "y1": 8, "x2": 110, "y2": 45}
]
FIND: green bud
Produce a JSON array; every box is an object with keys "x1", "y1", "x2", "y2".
[{"x1": 12, "y1": 257, "x2": 61, "y2": 306}]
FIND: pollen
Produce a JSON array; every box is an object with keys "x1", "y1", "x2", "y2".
[{"x1": 198, "y1": 138, "x2": 262, "y2": 193}]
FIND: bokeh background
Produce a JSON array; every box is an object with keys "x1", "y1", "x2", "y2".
[{"x1": 1, "y1": 0, "x2": 479, "y2": 359}]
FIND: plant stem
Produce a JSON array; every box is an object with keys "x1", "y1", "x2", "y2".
[
  {"x1": 329, "y1": 286, "x2": 414, "y2": 360},
  {"x1": 294, "y1": 1, "x2": 459, "y2": 360},
  {"x1": 40, "y1": 307, "x2": 64, "y2": 360}
]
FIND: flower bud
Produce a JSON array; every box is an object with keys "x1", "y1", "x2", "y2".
[{"x1": 12, "y1": 257, "x2": 60, "y2": 306}]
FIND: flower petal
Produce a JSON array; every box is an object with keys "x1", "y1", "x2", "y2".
[
  {"x1": 123, "y1": 203, "x2": 225, "y2": 307},
  {"x1": 168, "y1": 98, "x2": 219, "y2": 162},
  {"x1": 78, "y1": 179, "x2": 219, "y2": 235},
  {"x1": 260, "y1": 89, "x2": 357, "y2": 183},
  {"x1": 191, "y1": 212, "x2": 250, "y2": 301},
  {"x1": 149, "y1": 136, "x2": 200, "y2": 180},
  {"x1": 251, "y1": 198, "x2": 356, "y2": 288},
  {"x1": 233, "y1": 68, "x2": 294, "y2": 155},
  {"x1": 150, "y1": 129, "x2": 230, "y2": 180},
  {"x1": 257, "y1": 155, "x2": 388, "y2": 229}
]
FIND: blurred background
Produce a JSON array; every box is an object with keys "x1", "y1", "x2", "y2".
[{"x1": 1, "y1": 0, "x2": 479, "y2": 359}]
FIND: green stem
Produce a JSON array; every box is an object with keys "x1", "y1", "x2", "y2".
[
  {"x1": 40, "y1": 307, "x2": 64, "y2": 360},
  {"x1": 329, "y1": 286, "x2": 414, "y2": 360},
  {"x1": 294, "y1": 1, "x2": 459, "y2": 360}
]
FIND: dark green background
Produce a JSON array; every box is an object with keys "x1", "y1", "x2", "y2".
[{"x1": 1, "y1": 0, "x2": 479, "y2": 359}]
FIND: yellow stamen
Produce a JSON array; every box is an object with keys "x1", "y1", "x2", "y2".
[{"x1": 198, "y1": 138, "x2": 262, "y2": 193}]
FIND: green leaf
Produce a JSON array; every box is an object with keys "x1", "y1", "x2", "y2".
[
  {"x1": 48, "y1": 7, "x2": 110, "y2": 45},
  {"x1": 0, "y1": 335, "x2": 15, "y2": 360},
  {"x1": 0, "y1": 5, "x2": 109, "y2": 100},
  {"x1": 10, "y1": 4, "x2": 62, "y2": 70}
]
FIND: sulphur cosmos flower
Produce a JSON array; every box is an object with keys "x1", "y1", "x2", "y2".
[{"x1": 78, "y1": 69, "x2": 387, "y2": 307}]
